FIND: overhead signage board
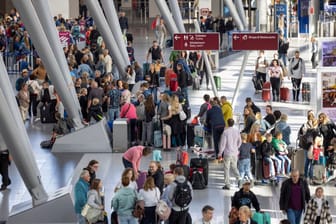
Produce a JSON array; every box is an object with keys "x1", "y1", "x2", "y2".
[
  {"x1": 232, "y1": 33, "x2": 279, "y2": 51},
  {"x1": 173, "y1": 33, "x2": 220, "y2": 51}
]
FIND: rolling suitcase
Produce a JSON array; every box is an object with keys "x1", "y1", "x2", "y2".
[
  {"x1": 190, "y1": 156, "x2": 209, "y2": 185},
  {"x1": 192, "y1": 77, "x2": 200, "y2": 90},
  {"x1": 291, "y1": 148, "x2": 305, "y2": 175},
  {"x1": 153, "y1": 118, "x2": 162, "y2": 148},
  {"x1": 213, "y1": 75, "x2": 221, "y2": 90},
  {"x1": 113, "y1": 118, "x2": 130, "y2": 152},
  {"x1": 312, "y1": 164, "x2": 325, "y2": 185},
  {"x1": 302, "y1": 82, "x2": 311, "y2": 102},
  {"x1": 252, "y1": 212, "x2": 271, "y2": 224},
  {"x1": 280, "y1": 87, "x2": 290, "y2": 102},
  {"x1": 143, "y1": 62, "x2": 150, "y2": 76},
  {"x1": 252, "y1": 75, "x2": 263, "y2": 91},
  {"x1": 262, "y1": 82, "x2": 271, "y2": 102},
  {"x1": 159, "y1": 66, "x2": 166, "y2": 78},
  {"x1": 187, "y1": 124, "x2": 195, "y2": 148},
  {"x1": 41, "y1": 102, "x2": 57, "y2": 123},
  {"x1": 191, "y1": 168, "x2": 206, "y2": 189},
  {"x1": 136, "y1": 171, "x2": 147, "y2": 190}
]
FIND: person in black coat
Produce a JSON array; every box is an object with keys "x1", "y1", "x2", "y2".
[
  {"x1": 232, "y1": 180, "x2": 260, "y2": 212},
  {"x1": 205, "y1": 98, "x2": 225, "y2": 159},
  {"x1": 279, "y1": 169, "x2": 310, "y2": 224},
  {"x1": 244, "y1": 97, "x2": 261, "y2": 115},
  {"x1": 147, "y1": 161, "x2": 164, "y2": 194}
]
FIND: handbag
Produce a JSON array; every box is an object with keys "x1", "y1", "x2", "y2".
[
  {"x1": 86, "y1": 206, "x2": 104, "y2": 223},
  {"x1": 179, "y1": 110, "x2": 187, "y2": 121},
  {"x1": 81, "y1": 203, "x2": 90, "y2": 217}
]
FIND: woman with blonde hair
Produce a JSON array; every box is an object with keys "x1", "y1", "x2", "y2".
[
  {"x1": 247, "y1": 123, "x2": 263, "y2": 177},
  {"x1": 138, "y1": 176, "x2": 160, "y2": 224},
  {"x1": 242, "y1": 107, "x2": 256, "y2": 134},
  {"x1": 234, "y1": 205, "x2": 257, "y2": 224},
  {"x1": 161, "y1": 94, "x2": 184, "y2": 148}
]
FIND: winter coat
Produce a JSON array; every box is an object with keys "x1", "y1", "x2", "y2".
[
  {"x1": 279, "y1": 178, "x2": 310, "y2": 211},
  {"x1": 304, "y1": 197, "x2": 332, "y2": 224}
]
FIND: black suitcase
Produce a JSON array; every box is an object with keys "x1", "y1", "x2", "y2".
[
  {"x1": 190, "y1": 156, "x2": 209, "y2": 185},
  {"x1": 41, "y1": 101, "x2": 56, "y2": 123},
  {"x1": 159, "y1": 66, "x2": 166, "y2": 78},
  {"x1": 40, "y1": 139, "x2": 54, "y2": 149},
  {"x1": 187, "y1": 124, "x2": 195, "y2": 148},
  {"x1": 192, "y1": 77, "x2": 200, "y2": 90},
  {"x1": 302, "y1": 82, "x2": 311, "y2": 102},
  {"x1": 252, "y1": 75, "x2": 263, "y2": 91},
  {"x1": 191, "y1": 168, "x2": 206, "y2": 189},
  {"x1": 126, "y1": 33, "x2": 133, "y2": 43}
]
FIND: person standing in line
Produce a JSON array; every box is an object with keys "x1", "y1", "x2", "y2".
[
  {"x1": 268, "y1": 59, "x2": 283, "y2": 102},
  {"x1": 0, "y1": 134, "x2": 11, "y2": 191},
  {"x1": 311, "y1": 36, "x2": 318, "y2": 69},
  {"x1": 74, "y1": 170, "x2": 90, "y2": 224},
  {"x1": 220, "y1": 96, "x2": 233, "y2": 127},
  {"x1": 304, "y1": 187, "x2": 332, "y2": 224},
  {"x1": 219, "y1": 118, "x2": 241, "y2": 190},
  {"x1": 255, "y1": 50, "x2": 268, "y2": 88},
  {"x1": 279, "y1": 169, "x2": 310, "y2": 224},
  {"x1": 206, "y1": 99, "x2": 226, "y2": 160},
  {"x1": 288, "y1": 50, "x2": 305, "y2": 102}
]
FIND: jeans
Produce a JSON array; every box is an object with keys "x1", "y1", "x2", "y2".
[
  {"x1": 270, "y1": 77, "x2": 281, "y2": 101},
  {"x1": 287, "y1": 208, "x2": 303, "y2": 224},
  {"x1": 291, "y1": 78, "x2": 302, "y2": 101},
  {"x1": 142, "y1": 121, "x2": 153, "y2": 145},
  {"x1": 181, "y1": 87, "x2": 189, "y2": 107},
  {"x1": 118, "y1": 214, "x2": 138, "y2": 224},
  {"x1": 238, "y1": 158, "x2": 253, "y2": 180},
  {"x1": 256, "y1": 71, "x2": 266, "y2": 83},
  {"x1": 264, "y1": 156, "x2": 281, "y2": 176},
  {"x1": 304, "y1": 150, "x2": 313, "y2": 178},
  {"x1": 108, "y1": 107, "x2": 120, "y2": 121},
  {"x1": 123, "y1": 157, "x2": 133, "y2": 169},
  {"x1": 277, "y1": 155, "x2": 291, "y2": 174},
  {"x1": 213, "y1": 127, "x2": 224, "y2": 158},
  {"x1": 279, "y1": 53, "x2": 287, "y2": 66},
  {"x1": 76, "y1": 213, "x2": 86, "y2": 224},
  {"x1": 223, "y1": 155, "x2": 241, "y2": 186}
]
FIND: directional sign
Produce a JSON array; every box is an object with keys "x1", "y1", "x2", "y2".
[
  {"x1": 232, "y1": 33, "x2": 279, "y2": 51},
  {"x1": 173, "y1": 33, "x2": 220, "y2": 51}
]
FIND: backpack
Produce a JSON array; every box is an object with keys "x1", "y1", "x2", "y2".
[
  {"x1": 132, "y1": 200, "x2": 145, "y2": 219},
  {"x1": 109, "y1": 89, "x2": 121, "y2": 109},
  {"x1": 173, "y1": 180, "x2": 192, "y2": 208},
  {"x1": 155, "y1": 200, "x2": 171, "y2": 221},
  {"x1": 136, "y1": 103, "x2": 145, "y2": 121}
]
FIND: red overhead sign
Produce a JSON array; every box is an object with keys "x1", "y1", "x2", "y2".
[
  {"x1": 232, "y1": 33, "x2": 279, "y2": 51},
  {"x1": 173, "y1": 33, "x2": 220, "y2": 51}
]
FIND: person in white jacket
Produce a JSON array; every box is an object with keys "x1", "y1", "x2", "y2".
[{"x1": 219, "y1": 118, "x2": 242, "y2": 190}]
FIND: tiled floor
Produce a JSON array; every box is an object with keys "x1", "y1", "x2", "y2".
[{"x1": 1, "y1": 24, "x2": 336, "y2": 223}]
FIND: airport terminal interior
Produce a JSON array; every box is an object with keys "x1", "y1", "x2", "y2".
[{"x1": 1, "y1": 0, "x2": 336, "y2": 223}]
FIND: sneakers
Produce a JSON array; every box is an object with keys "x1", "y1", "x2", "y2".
[{"x1": 34, "y1": 117, "x2": 40, "y2": 122}]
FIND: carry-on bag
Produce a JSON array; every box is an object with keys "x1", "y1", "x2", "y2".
[
  {"x1": 190, "y1": 156, "x2": 209, "y2": 185},
  {"x1": 262, "y1": 82, "x2": 271, "y2": 102},
  {"x1": 280, "y1": 87, "x2": 290, "y2": 102}
]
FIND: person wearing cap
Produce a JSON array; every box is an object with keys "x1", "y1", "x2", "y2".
[
  {"x1": 231, "y1": 179, "x2": 260, "y2": 212},
  {"x1": 15, "y1": 69, "x2": 29, "y2": 92}
]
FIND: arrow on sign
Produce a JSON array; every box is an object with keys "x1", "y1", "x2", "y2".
[
  {"x1": 233, "y1": 35, "x2": 240, "y2": 40},
  {"x1": 174, "y1": 35, "x2": 181, "y2": 40}
]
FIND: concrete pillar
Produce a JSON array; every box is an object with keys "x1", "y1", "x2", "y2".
[
  {"x1": 257, "y1": 0, "x2": 268, "y2": 32},
  {"x1": 0, "y1": 55, "x2": 48, "y2": 206},
  {"x1": 223, "y1": 0, "x2": 244, "y2": 31},
  {"x1": 85, "y1": 0, "x2": 128, "y2": 74},
  {"x1": 154, "y1": 0, "x2": 179, "y2": 35},
  {"x1": 235, "y1": 0, "x2": 248, "y2": 30},
  {"x1": 32, "y1": 0, "x2": 84, "y2": 129},
  {"x1": 194, "y1": 20, "x2": 218, "y2": 97},
  {"x1": 309, "y1": 0, "x2": 320, "y2": 36},
  {"x1": 168, "y1": 0, "x2": 186, "y2": 33},
  {"x1": 100, "y1": 0, "x2": 130, "y2": 66}
]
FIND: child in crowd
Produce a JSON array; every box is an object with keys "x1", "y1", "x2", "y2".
[
  {"x1": 238, "y1": 133, "x2": 255, "y2": 182},
  {"x1": 152, "y1": 149, "x2": 162, "y2": 162},
  {"x1": 272, "y1": 132, "x2": 291, "y2": 176},
  {"x1": 261, "y1": 133, "x2": 282, "y2": 179},
  {"x1": 87, "y1": 97, "x2": 103, "y2": 123}
]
